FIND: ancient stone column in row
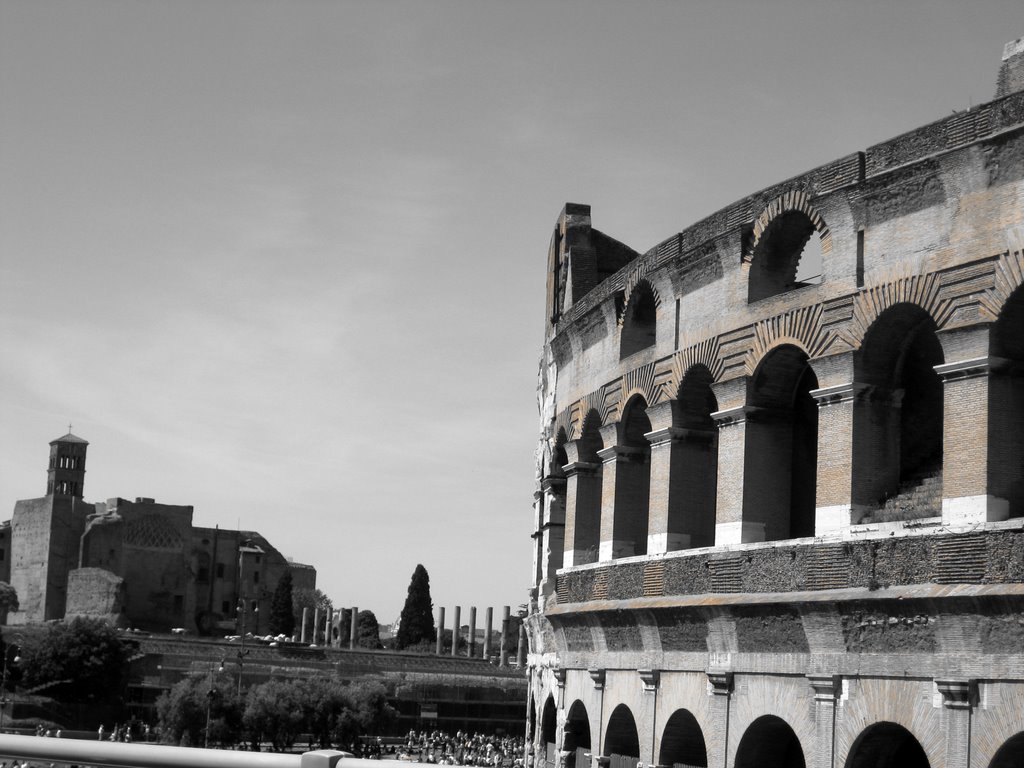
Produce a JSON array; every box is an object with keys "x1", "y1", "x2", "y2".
[
  {"x1": 325, "y1": 607, "x2": 333, "y2": 648},
  {"x1": 469, "y1": 606, "x2": 477, "y2": 658},
  {"x1": 500, "y1": 605, "x2": 511, "y2": 666},
  {"x1": 807, "y1": 674, "x2": 840, "y2": 768},
  {"x1": 300, "y1": 607, "x2": 308, "y2": 643},
  {"x1": 597, "y1": 418, "x2": 649, "y2": 561},
  {"x1": 811, "y1": 383, "x2": 857, "y2": 534},
  {"x1": 936, "y1": 350, "x2": 1013, "y2": 525},
  {"x1": 637, "y1": 670, "x2": 660, "y2": 767},
  {"x1": 936, "y1": 679, "x2": 975, "y2": 768},
  {"x1": 348, "y1": 606, "x2": 357, "y2": 650},
  {"x1": 436, "y1": 606, "x2": 445, "y2": 656},
  {"x1": 562, "y1": 443, "x2": 603, "y2": 567},
  {"x1": 705, "y1": 671, "x2": 733, "y2": 768},
  {"x1": 312, "y1": 608, "x2": 320, "y2": 644},
  {"x1": 451, "y1": 605, "x2": 461, "y2": 657},
  {"x1": 483, "y1": 606, "x2": 493, "y2": 660},
  {"x1": 711, "y1": 407, "x2": 762, "y2": 544}
]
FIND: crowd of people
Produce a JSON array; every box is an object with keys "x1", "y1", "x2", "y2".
[{"x1": 392, "y1": 730, "x2": 526, "y2": 767}]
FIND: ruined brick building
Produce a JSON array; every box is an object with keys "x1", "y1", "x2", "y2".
[
  {"x1": 0, "y1": 431, "x2": 315, "y2": 634},
  {"x1": 527, "y1": 39, "x2": 1024, "y2": 768}
]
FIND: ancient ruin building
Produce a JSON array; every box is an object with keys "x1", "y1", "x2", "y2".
[
  {"x1": 527, "y1": 38, "x2": 1024, "y2": 768},
  {"x1": 4, "y1": 431, "x2": 315, "y2": 634}
]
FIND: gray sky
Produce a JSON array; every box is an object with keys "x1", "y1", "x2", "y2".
[{"x1": 1, "y1": 0, "x2": 1020, "y2": 624}]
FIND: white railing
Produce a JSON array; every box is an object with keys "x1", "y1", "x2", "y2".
[{"x1": 0, "y1": 734, "x2": 410, "y2": 768}]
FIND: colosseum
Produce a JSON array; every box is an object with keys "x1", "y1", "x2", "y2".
[{"x1": 526, "y1": 39, "x2": 1024, "y2": 768}]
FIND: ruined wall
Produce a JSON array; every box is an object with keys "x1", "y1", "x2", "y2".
[{"x1": 65, "y1": 567, "x2": 127, "y2": 625}]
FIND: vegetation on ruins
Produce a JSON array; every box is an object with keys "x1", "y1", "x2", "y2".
[
  {"x1": 269, "y1": 571, "x2": 296, "y2": 637},
  {"x1": 19, "y1": 617, "x2": 130, "y2": 704},
  {"x1": 395, "y1": 564, "x2": 436, "y2": 650},
  {"x1": 0, "y1": 583, "x2": 19, "y2": 616},
  {"x1": 156, "y1": 675, "x2": 394, "y2": 751}
]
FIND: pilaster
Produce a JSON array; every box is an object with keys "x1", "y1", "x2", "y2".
[
  {"x1": 807, "y1": 674, "x2": 840, "y2": 768},
  {"x1": 811, "y1": 383, "x2": 856, "y2": 535},
  {"x1": 936, "y1": 678, "x2": 976, "y2": 768},
  {"x1": 705, "y1": 670, "x2": 733, "y2": 768}
]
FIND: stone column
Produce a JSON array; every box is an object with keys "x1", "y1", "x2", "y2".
[
  {"x1": 541, "y1": 477, "x2": 567, "y2": 582},
  {"x1": 348, "y1": 606, "x2": 357, "y2": 650},
  {"x1": 452, "y1": 606, "x2": 461, "y2": 657},
  {"x1": 807, "y1": 674, "x2": 840, "y2": 768},
  {"x1": 637, "y1": 670, "x2": 660, "y2": 767},
  {"x1": 711, "y1": 408, "x2": 761, "y2": 544},
  {"x1": 517, "y1": 623, "x2": 527, "y2": 667},
  {"x1": 500, "y1": 606, "x2": 511, "y2": 666},
  {"x1": 562, "y1": 451, "x2": 603, "y2": 567},
  {"x1": 937, "y1": 356, "x2": 1011, "y2": 525},
  {"x1": 312, "y1": 608, "x2": 321, "y2": 644},
  {"x1": 436, "y1": 606, "x2": 445, "y2": 656},
  {"x1": 811, "y1": 384, "x2": 857, "y2": 534},
  {"x1": 598, "y1": 427, "x2": 649, "y2": 561},
  {"x1": 936, "y1": 679, "x2": 975, "y2": 768},
  {"x1": 483, "y1": 607, "x2": 493, "y2": 660},
  {"x1": 300, "y1": 607, "x2": 308, "y2": 643},
  {"x1": 326, "y1": 608, "x2": 333, "y2": 647},
  {"x1": 705, "y1": 671, "x2": 733, "y2": 768},
  {"x1": 469, "y1": 606, "x2": 477, "y2": 658}
]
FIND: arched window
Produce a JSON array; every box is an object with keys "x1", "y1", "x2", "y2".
[
  {"x1": 991, "y1": 285, "x2": 1024, "y2": 518},
  {"x1": 749, "y1": 211, "x2": 824, "y2": 303},
  {"x1": 621, "y1": 282, "x2": 657, "y2": 359},
  {"x1": 667, "y1": 367, "x2": 718, "y2": 549},
  {"x1": 564, "y1": 701, "x2": 592, "y2": 768},
  {"x1": 735, "y1": 715, "x2": 805, "y2": 768},
  {"x1": 659, "y1": 709, "x2": 707, "y2": 768},
  {"x1": 845, "y1": 722, "x2": 930, "y2": 768},
  {"x1": 744, "y1": 345, "x2": 818, "y2": 540},
  {"x1": 564, "y1": 412, "x2": 604, "y2": 566},
  {"x1": 604, "y1": 704, "x2": 640, "y2": 768},
  {"x1": 853, "y1": 304, "x2": 943, "y2": 522},
  {"x1": 607, "y1": 396, "x2": 652, "y2": 559},
  {"x1": 541, "y1": 696, "x2": 558, "y2": 768},
  {"x1": 989, "y1": 731, "x2": 1024, "y2": 768}
]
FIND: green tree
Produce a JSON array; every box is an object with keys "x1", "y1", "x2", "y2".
[
  {"x1": 19, "y1": 617, "x2": 130, "y2": 703},
  {"x1": 395, "y1": 564, "x2": 435, "y2": 650},
  {"x1": 243, "y1": 679, "x2": 305, "y2": 752},
  {"x1": 269, "y1": 571, "x2": 295, "y2": 636},
  {"x1": 0, "y1": 583, "x2": 19, "y2": 615},
  {"x1": 156, "y1": 670, "x2": 242, "y2": 747},
  {"x1": 337, "y1": 609, "x2": 383, "y2": 649}
]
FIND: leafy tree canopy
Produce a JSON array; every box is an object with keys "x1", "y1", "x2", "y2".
[
  {"x1": 20, "y1": 617, "x2": 130, "y2": 703},
  {"x1": 395, "y1": 564, "x2": 435, "y2": 650},
  {"x1": 269, "y1": 571, "x2": 295, "y2": 637},
  {"x1": 0, "y1": 583, "x2": 19, "y2": 614},
  {"x1": 155, "y1": 670, "x2": 243, "y2": 748}
]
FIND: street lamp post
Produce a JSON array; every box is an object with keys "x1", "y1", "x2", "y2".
[
  {"x1": 0, "y1": 645, "x2": 20, "y2": 732},
  {"x1": 203, "y1": 661, "x2": 223, "y2": 749}
]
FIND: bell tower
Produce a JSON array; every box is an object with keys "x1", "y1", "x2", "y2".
[{"x1": 46, "y1": 428, "x2": 88, "y2": 498}]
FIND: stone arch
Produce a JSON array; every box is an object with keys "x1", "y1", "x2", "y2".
[
  {"x1": 565, "y1": 410, "x2": 605, "y2": 566},
  {"x1": 564, "y1": 700, "x2": 593, "y2": 768},
  {"x1": 990, "y1": 731, "x2": 1024, "y2": 768},
  {"x1": 734, "y1": 714, "x2": 806, "y2": 768},
  {"x1": 748, "y1": 191, "x2": 830, "y2": 303},
  {"x1": 661, "y1": 366, "x2": 718, "y2": 550},
  {"x1": 541, "y1": 695, "x2": 558, "y2": 768},
  {"x1": 852, "y1": 303, "x2": 944, "y2": 521},
  {"x1": 604, "y1": 704, "x2": 640, "y2": 767},
  {"x1": 607, "y1": 395, "x2": 652, "y2": 559},
  {"x1": 990, "y1": 284, "x2": 1024, "y2": 518},
  {"x1": 845, "y1": 722, "x2": 930, "y2": 768},
  {"x1": 659, "y1": 708, "x2": 708, "y2": 768},
  {"x1": 743, "y1": 344, "x2": 818, "y2": 541},
  {"x1": 621, "y1": 280, "x2": 659, "y2": 359}
]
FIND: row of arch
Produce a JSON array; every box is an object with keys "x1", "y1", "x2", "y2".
[
  {"x1": 549, "y1": 288, "x2": 1024, "y2": 565},
  {"x1": 535, "y1": 697, "x2": 1024, "y2": 768}
]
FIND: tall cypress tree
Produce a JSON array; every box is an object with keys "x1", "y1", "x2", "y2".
[
  {"x1": 269, "y1": 571, "x2": 295, "y2": 636},
  {"x1": 395, "y1": 564, "x2": 435, "y2": 650}
]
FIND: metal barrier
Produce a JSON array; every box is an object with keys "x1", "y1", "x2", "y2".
[{"x1": 0, "y1": 734, "x2": 411, "y2": 768}]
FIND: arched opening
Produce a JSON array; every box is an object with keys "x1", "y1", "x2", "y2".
[
  {"x1": 621, "y1": 282, "x2": 657, "y2": 359},
  {"x1": 608, "y1": 396, "x2": 652, "y2": 559},
  {"x1": 991, "y1": 286, "x2": 1024, "y2": 519},
  {"x1": 989, "y1": 731, "x2": 1024, "y2": 768},
  {"x1": 604, "y1": 704, "x2": 640, "y2": 768},
  {"x1": 743, "y1": 345, "x2": 818, "y2": 541},
  {"x1": 735, "y1": 715, "x2": 805, "y2": 768},
  {"x1": 853, "y1": 304, "x2": 944, "y2": 522},
  {"x1": 845, "y1": 722, "x2": 929, "y2": 768},
  {"x1": 666, "y1": 367, "x2": 718, "y2": 549},
  {"x1": 564, "y1": 701, "x2": 592, "y2": 768},
  {"x1": 659, "y1": 709, "x2": 708, "y2": 768},
  {"x1": 539, "y1": 431, "x2": 569, "y2": 581},
  {"x1": 541, "y1": 696, "x2": 558, "y2": 768},
  {"x1": 566, "y1": 412, "x2": 604, "y2": 566},
  {"x1": 749, "y1": 211, "x2": 823, "y2": 302}
]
